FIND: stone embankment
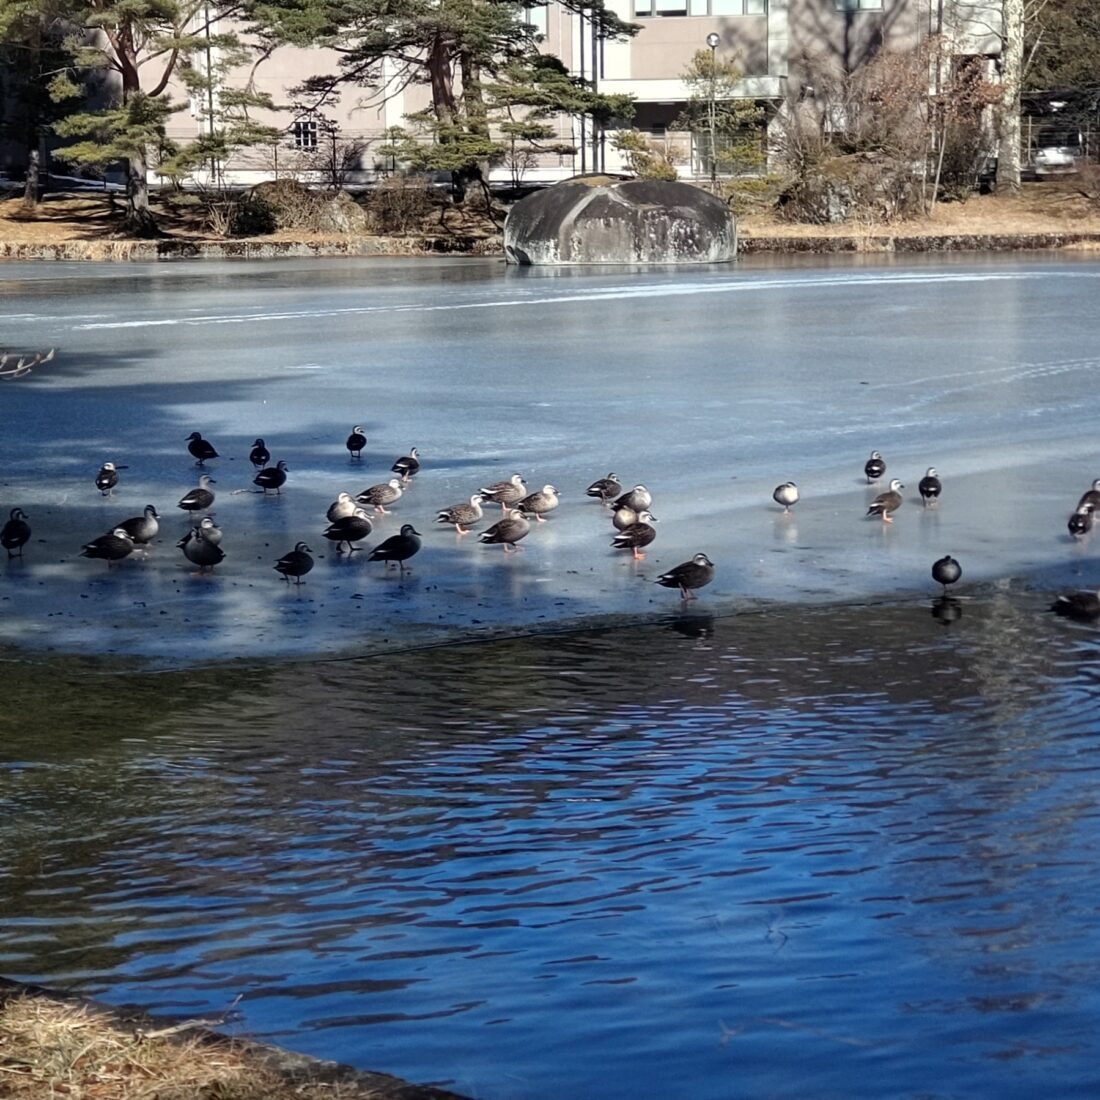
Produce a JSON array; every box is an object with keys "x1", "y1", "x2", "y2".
[
  {"x1": 4, "y1": 229, "x2": 1100, "y2": 261},
  {"x1": 737, "y1": 231, "x2": 1100, "y2": 253},
  {"x1": 0, "y1": 235, "x2": 496, "y2": 261}
]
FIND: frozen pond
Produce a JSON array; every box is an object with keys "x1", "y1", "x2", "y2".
[{"x1": 3, "y1": 253, "x2": 1100, "y2": 661}]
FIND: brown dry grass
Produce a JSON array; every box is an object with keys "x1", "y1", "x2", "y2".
[
  {"x1": 3, "y1": 179, "x2": 1099, "y2": 252},
  {"x1": 0, "y1": 992, "x2": 395, "y2": 1099},
  {"x1": 0, "y1": 189, "x2": 499, "y2": 247},
  {"x1": 740, "y1": 178, "x2": 1100, "y2": 238}
]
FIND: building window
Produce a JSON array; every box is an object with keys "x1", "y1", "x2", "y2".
[
  {"x1": 524, "y1": 2, "x2": 549, "y2": 34},
  {"x1": 635, "y1": 0, "x2": 764, "y2": 13},
  {"x1": 834, "y1": 0, "x2": 882, "y2": 9},
  {"x1": 292, "y1": 119, "x2": 318, "y2": 150}
]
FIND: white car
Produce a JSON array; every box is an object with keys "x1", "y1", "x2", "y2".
[
  {"x1": 48, "y1": 173, "x2": 127, "y2": 193},
  {"x1": 0, "y1": 173, "x2": 127, "y2": 193},
  {"x1": 1034, "y1": 146, "x2": 1080, "y2": 175}
]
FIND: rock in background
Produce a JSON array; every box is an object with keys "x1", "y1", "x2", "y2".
[{"x1": 504, "y1": 176, "x2": 736, "y2": 265}]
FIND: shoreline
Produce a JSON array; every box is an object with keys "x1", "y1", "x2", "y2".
[
  {"x1": 0, "y1": 977, "x2": 472, "y2": 1100},
  {"x1": 0, "y1": 566, "x2": 1083, "y2": 676},
  {"x1": 2, "y1": 228, "x2": 1100, "y2": 262}
]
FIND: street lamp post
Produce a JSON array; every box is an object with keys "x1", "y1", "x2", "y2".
[{"x1": 705, "y1": 32, "x2": 720, "y2": 192}]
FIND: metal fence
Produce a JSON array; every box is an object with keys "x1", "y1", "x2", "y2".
[{"x1": 1022, "y1": 120, "x2": 1100, "y2": 166}]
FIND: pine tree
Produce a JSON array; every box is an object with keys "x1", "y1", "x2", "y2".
[
  {"x1": 673, "y1": 49, "x2": 765, "y2": 187},
  {"x1": 46, "y1": 0, "x2": 291, "y2": 233},
  {"x1": 283, "y1": 0, "x2": 636, "y2": 200},
  {"x1": 0, "y1": 0, "x2": 81, "y2": 207},
  {"x1": 1026, "y1": 0, "x2": 1100, "y2": 91}
]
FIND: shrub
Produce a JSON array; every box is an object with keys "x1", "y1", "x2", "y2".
[
  {"x1": 722, "y1": 174, "x2": 785, "y2": 216},
  {"x1": 611, "y1": 130, "x2": 680, "y2": 182},
  {"x1": 250, "y1": 179, "x2": 320, "y2": 229},
  {"x1": 228, "y1": 195, "x2": 278, "y2": 237},
  {"x1": 367, "y1": 178, "x2": 435, "y2": 234}
]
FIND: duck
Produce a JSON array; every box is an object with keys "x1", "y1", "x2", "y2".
[
  {"x1": 80, "y1": 527, "x2": 136, "y2": 566},
  {"x1": 368, "y1": 524, "x2": 422, "y2": 571},
  {"x1": 356, "y1": 478, "x2": 403, "y2": 514},
  {"x1": 178, "y1": 524, "x2": 224, "y2": 572},
  {"x1": 118, "y1": 504, "x2": 160, "y2": 545},
  {"x1": 1052, "y1": 588, "x2": 1100, "y2": 621},
  {"x1": 436, "y1": 494, "x2": 484, "y2": 534},
  {"x1": 323, "y1": 509, "x2": 373, "y2": 553},
  {"x1": 611, "y1": 510, "x2": 658, "y2": 560},
  {"x1": 480, "y1": 474, "x2": 527, "y2": 511},
  {"x1": 326, "y1": 492, "x2": 357, "y2": 522},
  {"x1": 186, "y1": 431, "x2": 219, "y2": 466},
  {"x1": 182, "y1": 516, "x2": 223, "y2": 547},
  {"x1": 254, "y1": 460, "x2": 288, "y2": 495},
  {"x1": 392, "y1": 448, "x2": 420, "y2": 482},
  {"x1": 249, "y1": 438, "x2": 270, "y2": 469},
  {"x1": 95, "y1": 462, "x2": 120, "y2": 497},
  {"x1": 586, "y1": 473, "x2": 622, "y2": 504},
  {"x1": 656, "y1": 553, "x2": 715, "y2": 600},
  {"x1": 931, "y1": 554, "x2": 961, "y2": 594},
  {"x1": 275, "y1": 542, "x2": 314, "y2": 583},
  {"x1": 1077, "y1": 478, "x2": 1100, "y2": 511},
  {"x1": 1068, "y1": 504, "x2": 1095, "y2": 539},
  {"x1": 1, "y1": 508, "x2": 31, "y2": 558},
  {"x1": 178, "y1": 475, "x2": 216, "y2": 514},
  {"x1": 918, "y1": 467, "x2": 941, "y2": 506},
  {"x1": 613, "y1": 485, "x2": 652, "y2": 513},
  {"x1": 772, "y1": 482, "x2": 799, "y2": 515},
  {"x1": 478, "y1": 507, "x2": 530, "y2": 552},
  {"x1": 612, "y1": 504, "x2": 640, "y2": 532},
  {"x1": 864, "y1": 450, "x2": 886, "y2": 484},
  {"x1": 867, "y1": 479, "x2": 904, "y2": 523},
  {"x1": 346, "y1": 426, "x2": 366, "y2": 460},
  {"x1": 517, "y1": 484, "x2": 560, "y2": 522}
]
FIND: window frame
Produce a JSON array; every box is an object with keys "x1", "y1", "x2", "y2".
[
  {"x1": 633, "y1": 0, "x2": 765, "y2": 15},
  {"x1": 523, "y1": 2, "x2": 549, "y2": 35},
  {"x1": 292, "y1": 118, "x2": 319, "y2": 151}
]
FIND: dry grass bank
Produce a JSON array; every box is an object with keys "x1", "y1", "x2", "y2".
[
  {"x1": 0, "y1": 189, "x2": 501, "y2": 250},
  {"x1": 0, "y1": 986, "x2": 464, "y2": 1100},
  {"x1": 2, "y1": 179, "x2": 1100, "y2": 255},
  {"x1": 738, "y1": 178, "x2": 1100, "y2": 239}
]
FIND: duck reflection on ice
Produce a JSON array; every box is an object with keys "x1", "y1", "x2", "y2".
[
  {"x1": 931, "y1": 596, "x2": 963, "y2": 626},
  {"x1": 668, "y1": 611, "x2": 715, "y2": 640}
]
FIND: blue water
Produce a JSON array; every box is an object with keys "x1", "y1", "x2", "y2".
[{"x1": 3, "y1": 596, "x2": 1100, "y2": 1098}]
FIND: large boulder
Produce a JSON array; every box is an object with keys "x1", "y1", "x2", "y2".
[{"x1": 504, "y1": 176, "x2": 736, "y2": 265}]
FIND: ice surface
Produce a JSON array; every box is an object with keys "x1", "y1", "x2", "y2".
[{"x1": 2, "y1": 252, "x2": 1100, "y2": 663}]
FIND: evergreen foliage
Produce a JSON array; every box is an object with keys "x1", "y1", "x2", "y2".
[
  {"x1": 283, "y1": 0, "x2": 637, "y2": 199},
  {"x1": 672, "y1": 49, "x2": 764, "y2": 180}
]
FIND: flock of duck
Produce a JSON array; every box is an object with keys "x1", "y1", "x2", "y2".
[
  {"x1": 0, "y1": 428, "x2": 715, "y2": 601},
  {"x1": 2, "y1": 434, "x2": 1099, "y2": 616}
]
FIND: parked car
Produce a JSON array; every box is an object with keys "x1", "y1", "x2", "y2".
[
  {"x1": 1034, "y1": 146, "x2": 1081, "y2": 176},
  {"x1": 0, "y1": 172, "x2": 127, "y2": 194},
  {"x1": 47, "y1": 173, "x2": 126, "y2": 193}
]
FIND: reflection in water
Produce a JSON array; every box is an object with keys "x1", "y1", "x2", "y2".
[
  {"x1": 931, "y1": 595, "x2": 964, "y2": 625},
  {"x1": 3, "y1": 595, "x2": 1100, "y2": 1100},
  {"x1": 666, "y1": 612, "x2": 715, "y2": 640}
]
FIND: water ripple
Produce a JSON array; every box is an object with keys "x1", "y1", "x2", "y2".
[{"x1": 3, "y1": 598, "x2": 1100, "y2": 1099}]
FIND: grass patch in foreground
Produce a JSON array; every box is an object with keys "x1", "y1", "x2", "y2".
[{"x1": 0, "y1": 990, "x2": 443, "y2": 1099}]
